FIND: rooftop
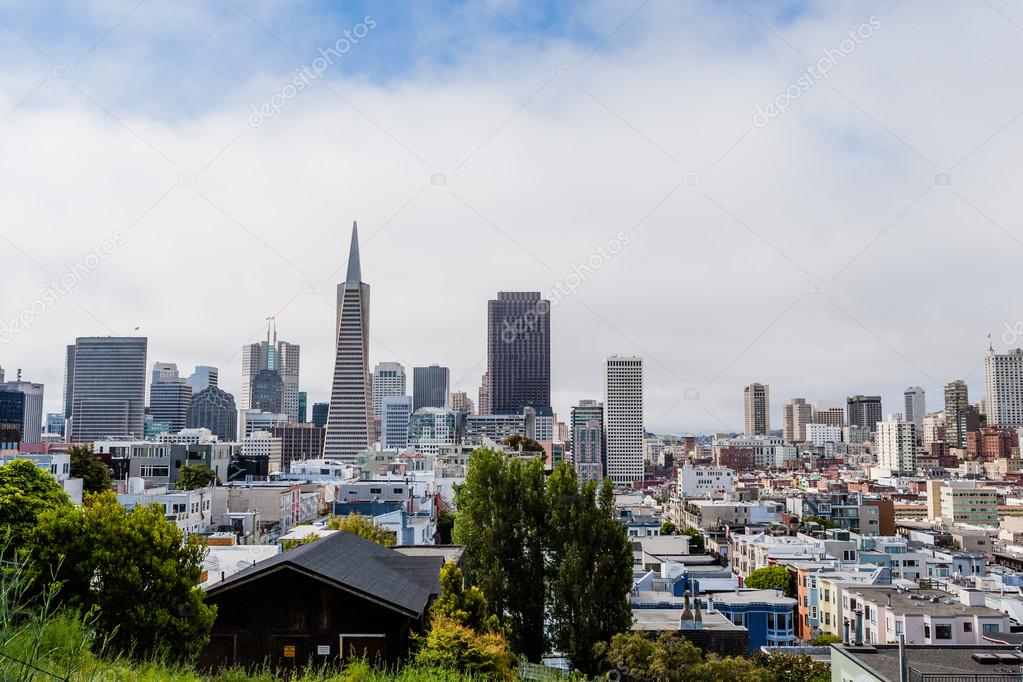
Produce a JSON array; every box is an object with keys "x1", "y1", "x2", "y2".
[
  {"x1": 834, "y1": 644, "x2": 1023, "y2": 681},
  {"x1": 851, "y1": 588, "x2": 1005, "y2": 617}
]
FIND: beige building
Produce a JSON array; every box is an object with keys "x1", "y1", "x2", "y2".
[
  {"x1": 783, "y1": 398, "x2": 812, "y2": 443},
  {"x1": 940, "y1": 483, "x2": 998, "y2": 526},
  {"x1": 743, "y1": 383, "x2": 770, "y2": 436}
]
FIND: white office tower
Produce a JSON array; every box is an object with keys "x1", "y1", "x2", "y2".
[
  {"x1": 603, "y1": 356, "x2": 643, "y2": 484},
  {"x1": 382, "y1": 395, "x2": 412, "y2": 449},
  {"x1": 372, "y1": 362, "x2": 406, "y2": 417},
  {"x1": 986, "y1": 348, "x2": 1023, "y2": 427},
  {"x1": 324, "y1": 223, "x2": 373, "y2": 462},
  {"x1": 875, "y1": 417, "x2": 918, "y2": 475},
  {"x1": 903, "y1": 387, "x2": 925, "y2": 430}
]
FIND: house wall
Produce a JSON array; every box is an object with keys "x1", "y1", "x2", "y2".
[{"x1": 201, "y1": 566, "x2": 423, "y2": 669}]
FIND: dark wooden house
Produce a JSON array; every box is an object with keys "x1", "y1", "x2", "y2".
[{"x1": 200, "y1": 532, "x2": 443, "y2": 669}]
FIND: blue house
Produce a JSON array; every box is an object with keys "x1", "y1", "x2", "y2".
[{"x1": 713, "y1": 589, "x2": 797, "y2": 651}]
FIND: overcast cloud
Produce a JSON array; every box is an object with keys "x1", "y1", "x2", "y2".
[{"x1": 1, "y1": 0, "x2": 1021, "y2": 434}]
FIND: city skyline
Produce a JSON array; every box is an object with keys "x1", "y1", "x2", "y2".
[{"x1": 1, "y1": 2, "x2": 1021, "y2": 433}]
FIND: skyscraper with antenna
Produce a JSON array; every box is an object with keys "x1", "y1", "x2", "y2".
[
  {"x1": 239, "y1": 317, "x2": 301, "y2": 421},
  {"x1": 323, "y1": 222, "x2": 372, "y2": 461}
]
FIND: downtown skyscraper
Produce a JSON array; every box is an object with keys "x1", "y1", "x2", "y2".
[
  {"x1": 604, "y1": 356, "x2": 643, "y2": 484},
  {"x1": 239, "y1": 321, "x2": 300, "y2": 421},
  {"x1": 323, "y1": 223, "x2": 372, "y2": 462},
  {"x1": 483, "y1": 291, "x2": 551, "y2": 416},
  {"x1": 743, "y1": 383, "x2": 770, "y2": 436},
  {"x1": 65, "y1": 336, "x2": 147, "y2": 441}
]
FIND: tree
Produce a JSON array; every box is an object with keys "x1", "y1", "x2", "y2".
[
  {"x1": 803, "y1": 515, "x2": 835, "y2": 530},
  {"x1": 660, "y1": 520, "x2": 677, "y2": 536},
  {"x1": 0, "y1": 459, "x2": 71, "y2": 549},
  {"x1": 597, "y1": 632, "x2": 772, "y2": 682},
  {"x1": 454, "y1": 448, "x2": 547, "y2": 661},
  {"x1": 437, "y1": 509, "x2": 455, "y2": 545},
  {"x1": 175, "y1": 463, "x2": 219, "y2": 491},
  {"x1": 67, "y1": 445, "x2": 111, "y2": 494},
  {"x1": 812, "y1": 633, "x2": 842, "y2": 646},
  {"x1": 417, "y1": 562, "x2": 515, "y2": 679},
  {"x1": 750, "y1": 652, "x2": 830, "y2": 682},
  {"x1": 281, "y1": 532, "x2": 320, "y2": 551},
  {"x1": 26, "y1": 491, "x2": 216, "y2": 660},
  {"x1": 326, "y1": 512, "x2": 396, "y2": 546},
  {"x1": 683, "y1": 527, "x2": 705, "y2": 554},
  {"x1": 432, "y1": 562, "x2": 500, "y2": 633},
  {"x1": 746, "y1": 566, "x2": 794, "y2": 596},
  {"x1": 502, "y1": 433, "x2": 544, "y2": 453},
  {"x1": 415, "y1": 615, "x2": 517, "y2": 679},
  {"x1": 546, "y1": 464, "x2": 633, "y2": 675}
]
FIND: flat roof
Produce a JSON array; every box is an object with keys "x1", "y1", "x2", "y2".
[
  {"x1": 850, "y1": 588, "x2": 1005, "y2": 617},
  {"x1": 835, "y1": 644, "x2": 1023, "y2": 680}
]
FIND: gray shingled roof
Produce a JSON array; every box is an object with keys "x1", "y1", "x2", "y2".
[{"x1": 205, "y1": 532, "x2": 442, "y2": 617}]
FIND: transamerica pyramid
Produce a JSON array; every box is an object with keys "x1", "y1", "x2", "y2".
[{"x1": 323, "y1": 222, "x2": 372, "y2": 461}]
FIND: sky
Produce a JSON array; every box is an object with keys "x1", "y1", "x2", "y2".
[{"x1": 1, "y1": 0, "x2": 1022, "y2": 435}]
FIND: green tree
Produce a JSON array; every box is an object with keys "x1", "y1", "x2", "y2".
[
  {"x1": 454, "y1": 448, "x2": 547, "y2": 661},
  {"x1": 327, "y1": 512, "x2": 396, "y2": 546},
  {"x1": 67, "y1": 445, "x2": 111, "y2": 494},
  {"x1": 281, "y1": 532, "x2": 320, "y2": 551},
  {"x1": 750, "y1": 652, "x2": 830, "y2": 682},
  {"x1": 745, "y1": 565, "x2": 794, "y2": 596},
  {"x1": 597, "y1": 632, "x2": 772, "y2": 682},
  {"x1": 546, "y1": 464, "x2": 633, "y2": 675},
  {"x1": 0, "y1": 459, "x2": 71, "y2": 549},
  {"x1": 26, "y1": 491, "x2": 216, "y2": 660},
  {"x1": 812, "y1": 633, "x2": 842, "y2": 646},
  {"x1": 803, "y1": 515, "x2": 835, "y2": 530},
  {"x1": 502, "y1": 433, "x2": 544, "y2": 453},
  {"x1": 660, "y1": 520, "x2": 677, "y2": 535},
  {"x1": 415, "y1": 615, "x2": 517, "y2": 679},
  {"x1": 437, "y1": 509, "x2": 455, "y2": 544},
  {"x1": 175, "y1": 463, "x2": 219, "y2": 490},
  {"x1": 683, "y1": 527, "x2": 705, "y2": 554},
  {"x1": 432, "y1": 562, "x2": 500, "y2": 633}
]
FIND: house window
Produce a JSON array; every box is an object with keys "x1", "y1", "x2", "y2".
[
  {"x1": 983, "y1": 624, "x2": 999, "y2": 635},
  {"x1": 924, "y1": 624, "x2": 930, "y2": 638},
  {"x1": 963, "y1": 622, "x2": 973, "y2": 633},
  {"x1": 934, "y1": 625, "x2": 952, "y2": 640}
]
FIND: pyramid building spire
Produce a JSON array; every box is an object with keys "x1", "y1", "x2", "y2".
[{"x1": 345, "y1": 221, "x2": 362, "y2": 284}]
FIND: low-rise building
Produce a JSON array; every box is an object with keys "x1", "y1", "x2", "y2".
[{"x1": 850, "y1": 587, "x2": 1010, "y2": 646}]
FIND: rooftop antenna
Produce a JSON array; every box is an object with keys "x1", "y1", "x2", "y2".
[{"x1": 988, "y1": 333, "x2": 994, "y2": 353}]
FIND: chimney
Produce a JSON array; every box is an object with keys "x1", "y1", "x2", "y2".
[
  {"x1": 680, "y1": 592, "x2": 693, "y2": 629},
  {"x1": 887, "y1": 593, "x2": 893, "y2": 607},
  {"x1": 693, "y1": 586, "x2": 703, "y2": 630}
]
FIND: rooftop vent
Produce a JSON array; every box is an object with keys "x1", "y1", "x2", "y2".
[{"x1": 973, "y1": 653, "x2": 999, "y2": 664}]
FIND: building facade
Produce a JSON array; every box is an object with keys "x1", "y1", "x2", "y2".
[
  {"x1": 65, "y1": 336, "x2": 148, "y2": 441},
  {"x1": 412, "y1": 365, "x2": 449, "y2": 411},
  {"x1": 743, "y1": 383, "x2": 770, "y2": 436},
  {"x1": 371, "y1": 362, "x2": 406, "y2": 417},
  {"x1": 187, "y1": 386, "x2": 237, "y2": 441},
  {"x1": 484, "y1": 291, "x2": 551, "y2": 416},
  {"x1": 324, "y1": 223, "x2": 373, "y2": 462},
  {"x1": 604, "y1": 356, "x2": 643, "y2": 484},
  {"x1": 986, "y1": 348, "x2": 1023, "y2": 427}
]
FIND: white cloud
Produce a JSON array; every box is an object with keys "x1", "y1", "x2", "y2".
[{"x1": 1, "y1": 0, "x2": 1022, "y2": 432}]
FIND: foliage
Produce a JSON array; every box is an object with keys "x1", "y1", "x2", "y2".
[
  {"x1": 437, "y1": 509, "x2": 455, "y2": 544},
  {"x1": 432, "y1": 563, "x2": 500, "y2": 633},
  {"x1": 660, "y1": 520, "x2": 676, "y2": 535},
  {"x1": 803, "y1": 515, "x2": 835, "y2": 530},
  {"x1": 596, "y1": 632, "x2": 772, "y2": 682},
  {"x1": 811, "y1": 633, "x2": 842, "y2": 646},
  {"x1": 545, "y1": 464, "x2": 633, "y2": 675},
  {"x1": 416, "y1": 563, "x2": 515, "y2": 679},
  {"x1": 415, "y1": 615, "x2": 517, "y2": 680},
  {"x1": 682, "y1": 527, "x2": 705, "y2": 554},
  {"x1": 282, "y1": 532, "x2": 321, "y2": 551},
  {"x1": 25, "y1": 491, "x2": 216, "y2": 661},
  {"x1": 750, "y1": 652, "x2": 831, "y2": 682},
  {"x1": 326, "y1": 512, "x2": 396, "y2": 546},
  {"x1": 67, "y1": 444, "x2": 112, "y2": 494},
  {"x1": 745, "y1": 566, "x2": 795, "y2": 596},
  {"x1": 453, "y1": 448, "x2": 547, "y2": 662},
  {"x1": 175, "y1": 463, "x2": 219, "y2": 490},
  {"x1": 0, "y1": 459, "x2": 71, "y2": 550},
  {"x1": 501, "y1": 433, "x2": 544, "y2": 453}
]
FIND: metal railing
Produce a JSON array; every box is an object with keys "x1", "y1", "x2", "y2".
[{"x1": 908, "y1": 669, "x2": 1023, "y2": 682}]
